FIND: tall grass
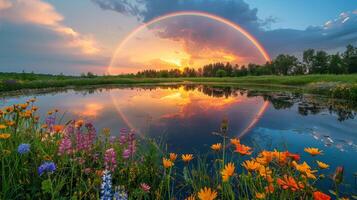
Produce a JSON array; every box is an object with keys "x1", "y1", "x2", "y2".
[{"x1": 0, "y1": 100, "x2": 349, "y2": 199}]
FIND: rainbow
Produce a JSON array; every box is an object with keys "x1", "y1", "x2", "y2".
[
  {"x1": 109, "y1": 11, "x2": 271, "y2": 137},
  {"x1": 108, "y1": 11, "x2": 271, "y2": 73}
]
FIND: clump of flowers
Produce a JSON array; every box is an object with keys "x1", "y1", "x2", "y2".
[
  {"x1": 104, "y1": 148, "x2": 117, "y2": 172},
  {"x1": 100, "y1": 170, "x2": 112, "y2": 200},
  {"x1": 38, "y1": 162, "x2": 56, "y2": 176},
  {"x1": 140, "y1": 183, "x2": 151, "y2": 193},
  {"x1": 17, "y1": 143, "x2": 30, "y2": 154}
]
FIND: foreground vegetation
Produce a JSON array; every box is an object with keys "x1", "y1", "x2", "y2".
[{"x1": 0, "y1": 100, "x2": 353, "y2": 199}]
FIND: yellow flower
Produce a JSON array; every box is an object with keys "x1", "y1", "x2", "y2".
[
  {"x1": 255, "y1": 192, "x2": 266, "y2": 199},
  {"x1": 304, "y1": 147, "x2": 323, "y2": 156},
  {"x1": 258, "y1": 166, "x2": 272, "y2": 178},
  {"x1": 0, "y1": 124, "x2": 7, "y2": 129},
  {"x1": 2, "y1": 149, "x2": 11, "y2": 155},
  {"x1": 221, "y1": 162, "x2": 235, "y2": 182},
  {"x1": 162, "y1": 158, "x2": 173, "y2": 168},
  {"x1": 169, "y1": 153, "x2": 177, "y2": 162},
  {"x1": 256, "y1": 151, "x2": 273, "y2": 165},
  {"x1": 198, "y1": 187, "x2": 217, "y2": 200},
  {"x1": 293, "y1": 161, "x2": 317, "y2": 179},
  {"x1": 182, "y1": 154, "x2": 194, "y2": 163},
  {"x1": 242, "y1": 160, "x2": 261, "y2": 172},
  {"x1": 185, "y1": 194, "x2": 195, "y2": 200},
  {"x1": 0, "y1": 133, "x2": 11, "y2": 139},
  {"x1": 230, "y1": 138, "x2": 240, "y2": 146},
  {"x1": 316, "y1": 161, "x2": 329, "y2": 169},
  {"x1": 210, "y1": 143, "x2": 222, "y2": 151},
  {"x1": 18, "y1": 103, "x2": 28, "y2": 110}
]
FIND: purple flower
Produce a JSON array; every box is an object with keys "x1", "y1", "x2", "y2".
[
  {"x1": 104, "y1": 148, "x2": 117, "y2": 172},
  {"x1": 38, "y1": 162, "x2": 56, "y2": 176},
  {"x1": 122, "y1": 149, "x2": 131, "y2": 159},
  {"x1": 58, "y1": 138, "x2": 72, "y2": 155},
  {"x1": 17, "y1": 143, "x2": 30, "y2": 154}
]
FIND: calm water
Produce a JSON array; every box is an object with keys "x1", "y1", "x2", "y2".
[{"x1": 2, "y1": 85, "x2": 357, "y2": 194}]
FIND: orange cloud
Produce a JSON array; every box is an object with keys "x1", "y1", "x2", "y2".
[
  {"x1": 73, "y1": 103, "x2": 104, "y2": 118},
  {"x1": 0, "y1": 0, "x2": 100, "y2": 55}
]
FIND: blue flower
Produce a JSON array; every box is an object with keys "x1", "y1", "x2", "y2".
[
  {"x1": 17, "y1": 143, "x2": 30, "y2": 154},
  {"x1": 100, "y1": 170, "x2": 112, "y2": 200},
  {"x1": 113, "y1": 186, "x2": 128, "y2": 200},
  {"x1": 38, "y1": 162, "x2": 56, "y2": 176}
]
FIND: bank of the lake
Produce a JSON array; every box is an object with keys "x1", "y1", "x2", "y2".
[{"x1": 1, "y1": 73, "x2": 357, "y2": 101}]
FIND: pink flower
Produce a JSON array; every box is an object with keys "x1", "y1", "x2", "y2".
[
  {"x1": 58, "y1": 137, "x2": 72, "y2": 155},
  {"x1": 104, "y1": 148, "x2": 117, "y2": 171},
  {"x1": 122, "y1": 149, "x2": 131, "y2": 159},
  {"x1": 140, "y1": 183, "x2": 151, "y2": 193}
]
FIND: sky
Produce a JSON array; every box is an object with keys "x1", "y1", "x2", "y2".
[{"x1": 0, "y1": 0, "x2": 356, "y2": 74}]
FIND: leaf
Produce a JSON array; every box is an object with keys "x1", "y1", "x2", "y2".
[
  {"x1": 352, "y1": 195, "x2": 357, "y2": 200},
  {"x1": 328, "y1": 189, "x2": 336, "y2": 196},
  {"x1": 41, "y1": 179, "x2": 52, "y2": 193}
]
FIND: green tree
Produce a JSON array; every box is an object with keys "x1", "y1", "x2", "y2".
[
  {"x1": 216, "y1": 69, "x2": 227, "y2": 77},
  {"x1": 272, "y1": 54, "x2": 299, "y2": 75},
  {"x1": 343, "y1": 44, "x2": 357, "y2": 73}
]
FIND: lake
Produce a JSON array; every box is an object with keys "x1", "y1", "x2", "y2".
[{"x1": 1, "y1": 84, "x2": 357, "y2": 194}]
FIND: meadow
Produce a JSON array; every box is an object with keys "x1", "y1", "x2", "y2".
[{"x1": 0, "y1": 99, "x2": 350, "y2": 199}]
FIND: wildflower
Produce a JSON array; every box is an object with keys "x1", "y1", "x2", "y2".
[
  {"x1": 162, "y1": 158, "x2": 173, "y2": 168},
  {"x1": 0, "y1": 133, "x2": 11, "y2": 139},
  {"x1": 100, "y1": 170, "x2": 112, "y2": 200},
  {"x1": 113, "y1": 186, "x2": 128, "y2": 200},
  {"x1": 277, "y1": 175, "x2": 303, "y2": 191},
  {"x1": 255, "y1": 192, "x2": 266, "y2": 199},
  {"x1": 17, "y1": 143, "x2": 30, "y2": 154},
  {"x1": 122, "y1": 149, "x2": 131, "y2": 159},
  {"x1": 185, "y1": 194, "x2": 195, "y2": 200},
  {"x1": 286, "y1": 152, "x2": 300, "y2": 161},
  {"x1": 242, "y1": 160, "x2": 261, "y2": 172},
  {"x1": 53, "y1": 125, "x2": 64, "y2": 133},
  {"x1": 0, "y1": 124, "x2": 7, "y2": 129},
  {"x1": 230, "y1": 138, "x2": 240, "y2": 146},
  {"x1": 75, "y1": 119, "x2": 84, "y2": 128},
  {"x1": 6, "y1": 120, "x2": 15, "y2": 127},
  {"x1": 313, "y1": 191, "x2": 331, "y2": 200},
  {"x1": 140, "y1": 183, "x2": 151, "y2": 193},
  {"x1": 19, "y1": 103, "x2": 28, "y2": 110},
  {"x1": 2, "y1": 149, "x2": 11, "y2": 155},
  {"x1": 316, "y1": 161, "x2": 329, "y2": 169},
  {"x1": 258, "y1": 166, "x2": 272, "y2": 178},
  {"x1": 182, "y1": 154, "x2": 194, "y2": 163},
  {"x1": 332, "y1": 166, "x2": 344, "y2": 185},
  {"x1": 198, "y1": 187, "x2": 217, "y2": 200},
  {"x1": 104, "y1": 148, "x2": 117, "y2": 172},
  {"x1": 293, "y1": 161, "x2": 317, "y2": 179},
  {"x1": 304, "y1": 147, "x2": 323, "y2": 156},
  {"x1": 234, "y1": 144, "x2": 252, "y2": 156},
  {"x1": 256, "y1": 151, "x2": 273, "y2": 165},
  {"x1": 43, "y1": 155, "x2": 52, "y2": 160},
  {"x1": 271, "y1": 150, "x2": 288, "y2": 165},
  {"x1": 211, "y1": 143, "x2": 222, "y2": 151},
  {"x1": 38, "y1": 162, "x2": 56, "y2": 176},
  {"x1": 169, "y1": 153, "x2": 177, "y2": 161},
  {"x1": 58, "y1": 138, "x2": 72, "y2": 155},
  {"x1": 265, "y1": 183, "x2": 274, "y2": 194},
  {"x1": 221, "y1": 162, "x2": 235, "y2": 182}
]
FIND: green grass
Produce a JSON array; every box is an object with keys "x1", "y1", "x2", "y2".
[{"x1": 2, "y1": 73, "x2": 357, "y2": 101}]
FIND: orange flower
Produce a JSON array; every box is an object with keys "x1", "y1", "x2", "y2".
[
  {"x1": 162, "y1": 158, "x2": 173, "y2": 168},
  {"x1": 0, "y1": 133, "x2": 11, "y2": 139},
  {"x1": 316, "y1": 161, "x2": 329, "y2": 169},
  {"x1": 242, "y1": 160, "x2": 261, "y2": 172},
  {"x1": 182, "y1": 154, "x2": 194, "y2": 163},
  {"x1": 0, "y1": 124, "x2": 7, "y2": 129},
  {"x1": 230, "y1": 138, "x2": 240, "y2": 146},
  {"x1": 277, "y1": 175, "x2": 301, "y2": 191},
  {"x1": 272, "y1": 150, "x2": 288, "y2": 165},
  {"x1": 75, "y1": 119, "x2": 85, "y2": 128},
  {"x1": 6, "y1": 121, "x2": 15, "y2": 127},
  {"x1": 234, "y1": 144, "x2": 252, "y2": 156},
  {"x1": 19, "y1": 103, "x2": 28, "y2": 110},
  {"x1": 169, "y1": 153, "x2": 177, "y2": 161},
  {"x1": 265, "y1": 183, "x2": 274, "y2": 194},
  {"x1": 5, "y1": 106, "x2": 13, "y2": 113},
  {"x1": 255, "y1": 192, "x2": 266, "y2": 199},
  {"x1": 32, "y1": 106, "x2": 38, "y2": 111},
  {"x1": 286, "y1": 152, "x2": 300, "y2": 161},
  {"x1": 313, "y1": 191, "x2": 331, "y2": 200},
  {"x1": 221, "y1": 162, "x2": 235, "y2": 182},
  {"x1": 53, "y1": 125, "x2": 64, "y2": 133},
  {"x1": 256, "y1": 151, "x2": 273, "y2": 165},
  {"x1": 198, "y1": 187, "x2": 217, "y2": 200},
  {"x1": 185, "y1": 194, "x2": 195, "y2": 200},
  {"x1": 258, "y1": 166, "x2": 272, "y2": 178},
  {"x1": 211, "y1": 143, "x2": 222, "y2": 151},
  {"x1": 304, "y1": 147, "x2": 323, "y2": 156},
  {"x1": 293, "y1": 161, "x2": 317, "y2": 179}
]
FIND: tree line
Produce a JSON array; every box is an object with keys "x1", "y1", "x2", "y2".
[{"x1": 135, "y1": 44, "x2": 357, "y2": 78}]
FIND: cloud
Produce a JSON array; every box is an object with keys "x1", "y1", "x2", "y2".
[
  {"x1": 93, "y1": 0, "x2": 357, "y2": 59},
  {"x1": 0, "y1": 0, "x2": 105, "y2": 74}
]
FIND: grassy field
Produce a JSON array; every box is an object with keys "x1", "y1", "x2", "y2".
[{"x1": 1, "y1": 72, "x2": 357, "y2": 101}]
